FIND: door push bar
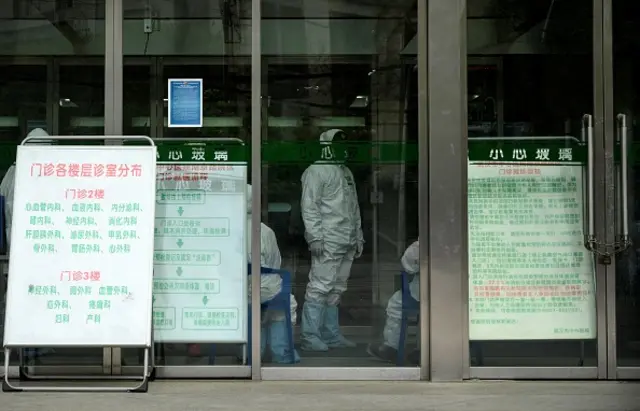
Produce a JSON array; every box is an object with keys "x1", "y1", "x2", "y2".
[{"x1": 582, "y1": 114, "x2": 631, "y2": 262}]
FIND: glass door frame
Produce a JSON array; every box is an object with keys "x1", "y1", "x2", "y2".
[
  {"x1": 261, "y1": 55, "x2": 378, "y2": 344},
  {"x1": 108, "y1": 0, "x2": 439, "y2": 381},
  {"x1": 258, "y1": 55, "x2": 426, "y2": 381},
  {"x1": 602, "y1": 0, "x2": 640, "y2": 380},
  {"x1": 117, "y1": 56, "x2": 253, "y2": 379},
  {"x1": 2, "y1": 57, "x2": 113, "y2": 379},
  {"x1": 111, "y1": 56, "x2": 154, "y2": 377},
  {"x1": 466, "y1": 0, "x2": 611, "y2": 380}
]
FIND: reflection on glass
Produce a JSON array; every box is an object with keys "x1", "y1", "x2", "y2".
[
  {"x1": 0, "y1": 65, "x2": 47, "y2": 180},
  {"x1": 147, "y1": 65, "x2": 250, "y2": 366},
  {"x1": 59, "y1": 64, "x2": 105, "y2": 136},
  {"x1": 121, "y1": 0, "x2": 252, "y2": 368},
  {"x1": 162, "y1": 66, "x2": 249, "y2": 140},
  {"x1": 613, "y1": 0, "x2": 640, "y2": 368},
  {"x1": 124, "y1": 65, "x2": 152, "y2": 136},
  {"x1": 467, "y1": 0, "x2": 597, "y2": 367},
  {"x1": 1, "y1": 1, "x2": 106, "y2": 368},
  {"x1": 121, "y1": 0, "x2": 421, "y2": 368}
]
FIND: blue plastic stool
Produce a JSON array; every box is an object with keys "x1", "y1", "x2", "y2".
[
  {"x1": 397, "y1": 271, "x2": 419, "y2": 366},
  {"x1": 208, "y1": 264, "x2": 296, "y2": 365}
]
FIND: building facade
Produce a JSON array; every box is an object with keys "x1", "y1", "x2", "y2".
[{"x1": 0, "y1": 0, "x2": 638, "y2": 381}]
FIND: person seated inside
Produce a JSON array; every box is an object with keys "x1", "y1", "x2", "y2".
[
  {"x1": 367, "y1": 240, "x2": 419, "y2": 363},
  {"x1": 188, "y1": 185, "x2": 300, "y2": 364},
  {"x1": 246, "y1": 184, "x2": 300, "y2": 363}
]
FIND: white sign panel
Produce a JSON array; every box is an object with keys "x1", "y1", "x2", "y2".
[
  {"x1": 153, "y1": 164, "x2": 247, "y2": 343},
  {"x1": 468, "y1": 162, "x2": 596, "y2": 340},
  {"x1": 3, "y1": 145, "x2": 157, "y2": 347}
]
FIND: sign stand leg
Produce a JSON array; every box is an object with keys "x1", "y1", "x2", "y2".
[
  {"x1": 128, "y1": 348, "x2": 150, "y2": 393},
  {"x1": 2, "y1": 348, "x2": 18, "y2": 392},
  {"x1": 149, "y1": 299, "x2": 156, "y2": 381},
  {"x1": 17, "y1": 348, "x2": 39, "y2": 381},
  {"x1": 3, "y1": 347, "x2": 150, "y2": 393}
]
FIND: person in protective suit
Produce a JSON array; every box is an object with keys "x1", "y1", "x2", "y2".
[
  {"x1": 0, "y1": 128, "x2": 54, "y2": 358},
  {"x1": 367, "y1": 240, "x2": 419, "y2": 363},
  {"x1": 246, "y1": 185, "x2": 300, "y2": 363},
  {"x1": 299, "y1": 129, "x2": 364, "y2": 352},
  {"x1": 0, "y1": 128, "x2": 51, "y2": 249}
]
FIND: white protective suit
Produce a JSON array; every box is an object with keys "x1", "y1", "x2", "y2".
[
  {"x1": 246, "y1": 185, "x2": 297, "y2": 324},
  {"x1": 382, "y1": 240, "x2": 419, "y2": 350},
  {"x1": 246, "y1": 185, "x2": 300, "y2": 363},
  {"x1": 0, "y1": 128, "x2": 51, "y2": 250},
  {"x1": 299, "y1": 128, "x2": 364, "y2": 351},
  {"x1": 0, "y1": 128, "x2": 54, "y2": 358}
]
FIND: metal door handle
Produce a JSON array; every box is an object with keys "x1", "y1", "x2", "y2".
[
  {"x1": 616, "y1": 114, "x2": 631, "y2": 251},
  {"x1": 583, "y1": 114, "x2": 596, "y2": 251}
]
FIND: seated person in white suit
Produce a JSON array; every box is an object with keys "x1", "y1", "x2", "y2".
[{"x1": 367, "y1": 240, "x2": 419, "y2": 363}]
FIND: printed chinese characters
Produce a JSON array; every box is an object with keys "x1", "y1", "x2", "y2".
[
  {"x1": 153, "y1": 165, "x2": 242, "y2": 337},
  {"x1": 488, "y1": 147, "x2": 575, "y2": 162},
  {"x1": 66, "y1": 188, "x2": 107, "y2": 254},
  {"x1": 27, "y1": 269, "x2": 127, "y2": 325},
  {"x1": 468, "y1": 168, "x2": 591, "y2": 333},
  {"x1": 30, "y1": 163, "x2": 143, "y2": 178},
  {"x1": 160, "y1": 146, "x2": 230, "y2": 163},
  {"x1": 25, "y1": 201, "x2": 63, "y2": 254},
  {"x1": 108, "y1": 202, "x2": 142, "y2": 254}
]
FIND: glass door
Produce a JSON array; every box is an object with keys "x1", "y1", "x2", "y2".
[
  {"x1": 466, "y1": 0, "x2": 606, "y2": 379},
  {"x1": 20, "y1": 59, "x2": 111, "y2": 377},
  {"x1": 609, "y1": 0, "x2": 640, "y2": 380},
  {"x1": 118, "y1": 58, "x2": 252, "y2": 379}
]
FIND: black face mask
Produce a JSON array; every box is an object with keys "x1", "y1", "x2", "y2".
[{"x1": 332, "y1": 131, "x2": 348, "y2": 161}]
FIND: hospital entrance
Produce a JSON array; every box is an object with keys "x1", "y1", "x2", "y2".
[{"x1": 0, "y1": 0, "x2": 639, "y2": 382}]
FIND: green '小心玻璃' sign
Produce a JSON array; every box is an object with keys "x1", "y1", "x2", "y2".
[{"x1": 4, "y1": 136, "x2": 640, "y2": 170}]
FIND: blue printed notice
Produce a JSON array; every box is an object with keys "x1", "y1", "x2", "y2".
[{"x1": 168, "y1": 79, "x2": 203, "y2": 128}]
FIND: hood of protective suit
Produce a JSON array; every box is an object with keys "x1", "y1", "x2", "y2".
[
  {"x1": 1, "y1": 128, "x2": 51, "y2": 249},
  {"x1": 27, "y1": 128, "x2": 49, "y2": 138},
  {"x1": 318, "y1": 129, "x2": 347, "y2": 163},
  {"x1": 25, "y1": 128, "x2": 52, "y2": 145},
  {"x1": 401, "y1": 240, "x2": 420, "y2": 274},
  {"x1": 319, "y1": 129, "x2": 345, "y2": 143}
]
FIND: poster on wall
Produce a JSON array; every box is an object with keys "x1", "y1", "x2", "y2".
[
  {"x1": 152, "y1": 144, "x2": 247, "y2": 343},
  {"x1": 468, "y1": 148, "x2": 596, "y2": 341},
  {"x1": 167, "y1": 79, "x2": 203, "y2": 128}
]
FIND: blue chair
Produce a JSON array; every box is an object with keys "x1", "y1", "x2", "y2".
[
  {"x1": 397, "y1": 271, "x2": 419, "y2": 366},
  {"x1": 394, "y1": 270, "x2": 485, "y2": 366},
  {"x1": 208, "y1": 264, "x2": 296, "y2": 365}
]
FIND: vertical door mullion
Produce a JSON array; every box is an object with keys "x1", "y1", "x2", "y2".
[
  {"x1": 155, "y1": 58, "x2": 165, "y2": 138},
  {"x1": 416, "y1": 0, "x2": 430, "y2": 381},
  {"x1": 601, "y1": 0, "x2": 619, "y2": 380},
  {"x1": 105, "y1": 0, "x2": 124, "y2": 375},
  {"x1": 250, "y1": 0, "x2": 262, "y2": 381},
  {"x1": 592, "y1": 0, "x2": 612, "y2": 380}
]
